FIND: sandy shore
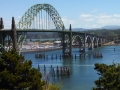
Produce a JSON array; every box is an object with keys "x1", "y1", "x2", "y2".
[
  {"x1": 21, "y1": 48, "x2": 62, "y2": 53},
  {"x1": 21, "y1": 46, "x2": 80, "y2": 53},
  {"x1": 103, "y1": 41, "x2": 119, "y2": 46}
]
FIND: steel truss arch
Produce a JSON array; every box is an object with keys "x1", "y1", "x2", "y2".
[
  {"x1": 17, "y1": 3, "x2": 65, "y2": 30},
  {"x1": 72, "y1": 35, "x2": 84, "y2": 42}
]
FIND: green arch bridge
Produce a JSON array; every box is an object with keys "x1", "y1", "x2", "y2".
[{"x1": 0, "y1": 3, "x2": 106, "y2": 56}]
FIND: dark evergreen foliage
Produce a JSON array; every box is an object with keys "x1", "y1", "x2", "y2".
[
  {"x1": 0, "y1": 49, "x2": 45, "y2": 90},
  {"x1": 93, "y1": 63, "x2": 120, "y2": 90},
  {"x1": 84, "y1": 29, "x2": 120, "y2": 41}
]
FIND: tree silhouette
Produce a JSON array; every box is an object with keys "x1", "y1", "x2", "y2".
[
  {"x1": 93, "y1": 63, "x2": 120, "y2": 90},
  {"x1": 0, "y1": 49, "x2": 45, "y2": 90}
]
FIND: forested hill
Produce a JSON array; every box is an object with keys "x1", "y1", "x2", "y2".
[
  {"x1": 84, "y1": 29, "x2": 120, "y2": 41},
  {"x1": 26, "y1": 29, "x2": 120, "y2": 41}
]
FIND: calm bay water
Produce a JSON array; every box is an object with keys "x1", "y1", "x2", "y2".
[{"x1": 23, "y1": 45, "x2": 120, "y2": 90}]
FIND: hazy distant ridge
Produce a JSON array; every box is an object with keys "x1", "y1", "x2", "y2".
[{"x1": 72, "y1": 25, "x2": 120, "y2": 31}]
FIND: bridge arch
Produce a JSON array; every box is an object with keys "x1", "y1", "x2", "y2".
[
  {"x1": 72, "y1": 35, "x2": 84, "y2": 46},
  {"x1": 97, "y1": 38, "x2": 102, "y2": 46},
  {"x1": 85, "y1": 35, "x2": 93, "y2": 49},
  {"x1": 97, "y1": 38, "x2": 101, "y2": 43},
  {"x1": 72, "y1": 35, "x2": 83, "y2": 41},
  {"x1": 85, "y1": 35, "x2": 92, "y2": 43},
  {"x1": 92, "y1": 36, "x2": 98, "y2": 48},
  {"x1": 92, "y1": 36, "x2": 97, "y2": 43},
  {"x1": 17, "y1": 3, "x2": 65, "y2": 30}
]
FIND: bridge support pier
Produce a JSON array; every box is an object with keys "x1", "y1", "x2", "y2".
[
  {"x1": 98, "y1": 43, "x2": 101, "y2": 47},
  {"x1": 0, "y1": 17, "x2": 18, "y2": 53},
  {"x1": 0, "y1": 18, "x2": 4, "y2": 53},
  {"x1": 81, "y1": 33, "x2": 86, "y2": 52},
  {"x1": 88, "y1": 42, "x2": 92, "y2": 50},
  {"x1": 11, "y1": 17, "x2": 17, "y2": 50},
  {"x1": 94, "y1": 42, "x2": 97, "y2": 48},
  {"x1": 0, "y1": 32, "x2": 4, "y2": 52},
  {"x1": 69, "y1": 24, "x2": 72, "y2": 57},
  {"x1": 62, "y1": 24, "x2": 72, "y2": 58}
]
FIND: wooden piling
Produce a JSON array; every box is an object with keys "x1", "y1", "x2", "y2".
[
  {"x1": 44, "y1": 54, "x2": 45, "y2": 59},
  {"x1": 38, "y1": 64, "x2": 40, "y2": 71},
  {"x1": 80, "y1": 53, "x2": 81, "y2": 58},
  {"x1": 56, "y1": 54, "x2": 57, "y2": 59},
  {"x1": 51, "y1": 54, "x2": 53, "y2": 60},
  {"x1": 75, "y1": 54, "x2": 76, "y2": 59},
  {"x1": 46, "y1": 55, "x2": 48, "y2": 59},
  {"x1": 56, "y1": 66, "x2": 59, "y2": 76},
  {"x1": 44, "y1": 65, "x2": 46, "y2": 71},
  {"x1": 60, "y1": 54, "x2": 61, "y2": 60}
]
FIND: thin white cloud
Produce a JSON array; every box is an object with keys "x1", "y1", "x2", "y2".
[
  {"x1": 3, "y1": 13, "x2": 120, "y2": 29},
  {"x1": 92, "y1": 9, "x2": 98, "y2": 12},
  {"x1": 78, "y1": 13, "x2": 120, "y2": 28},
  {"x1": 113, "y1": 14, "x2": 120, "y2": 17},
  {"x1": 98, "y1": 14, "x2": 112, "y2": 19},
  {"x1": 86, "y1": 18, "x2": 94, "y2": 21},
  {"x1": 79, "y1": 14, "x2": 93, "y2": 18},
  {"x1": 61, "y1": 17, "x2": 75, "y2": 28}
]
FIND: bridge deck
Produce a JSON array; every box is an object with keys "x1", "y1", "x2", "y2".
[{"x1": 0, "y1": 29, "x2": 104, "y2": 38}]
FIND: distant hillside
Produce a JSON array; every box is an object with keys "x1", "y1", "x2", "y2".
[
  {"x1": 71, "y1": 25, "x2": 120, "y2": 31},
  {"x1": 100, "y1": 25, "x2": 120, "y2": 29},
  {"x1": 72, "y1": 28, "x2": 86, "y2": 31},
  {"x1": 27, "y1": 25, "x2": 120, "y2": 35}
]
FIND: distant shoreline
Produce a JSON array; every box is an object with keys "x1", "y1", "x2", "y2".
[
  {"x1": 103, "y1": 41, "x2": 120, "y2": 46},
  {"x1": 21, "y1": 46, "x2": 79, "y2": 53},
  {"x1": 21, "y1": 43, "x2": 120, "y2": 53},
  {"x1": 21, "y1": 48, "x2": 62, "y2": 53}
]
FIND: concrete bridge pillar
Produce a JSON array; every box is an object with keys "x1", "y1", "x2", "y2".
[
  {"x1": 98, "y1": 43, "x2": 101, "y2": 47},
  {"x1": 0, "y1": 33, "x2": 4, "y2": 52},
  {"x1": 11, "y1": 17, "x2": 17, "y2": 50},
  {"x1": 0, "y1": 18, "x2": 4, "y2": 52},
  {"x1": 79, "y1": 41, "x2": 82, "y2": 52},
  {"x1": 0, "y1": 18, "x2": 1, "y2": 30},
  {"x1": 79, "y1": 34, "x2": 86, "y2": 52},
  {"x1": 0, "y1": 17, "x2": 4, "y2": 29},
  {"x1": 94, "y1": 42, "x2": 97, "y2": 48},
  {"x1": 62, "y1": 32, "x2": 65, "y2": 55},
  {"x1": 69, "y1": 24, "x2": 72, "y2": 57},
  {"x1": 83, "y1": 33, "x2": 86, "y2": 52},
  {"x1": 62, "y1": 24, "x2": 72, "y2": 57},
  {"x1": 88, "y1": 42, "x2": 92, "y2": 50}
]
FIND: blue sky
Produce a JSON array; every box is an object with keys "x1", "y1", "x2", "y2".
[{"x1": 1, "y1": 0, "x2": 120, "y2": 29}]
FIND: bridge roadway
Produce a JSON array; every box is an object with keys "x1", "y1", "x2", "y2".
[
  {"x1": 0, "y1": 27, "x2": 106, "y2": 56},
  {"x1": 0, "y1": 29, "x2": 104, "y2": 38}
]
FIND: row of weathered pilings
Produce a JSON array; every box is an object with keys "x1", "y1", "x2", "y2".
[
  {"x1": 35, "y1": 53, "x2": 77, "y2": 59},
  {"x1": 38, "y1": 65, "x2": 71, "y2": 77},
  {"x1": 25, "y1": 51, "x2": 103, "y2": 59},
  {"x1": 35, "y1": 53, "x2": 92, "y2": 59},
  {"x1": 93, "y1": 52, "x2": 103, "y2": 58}
]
